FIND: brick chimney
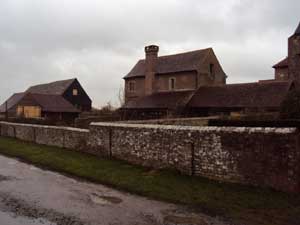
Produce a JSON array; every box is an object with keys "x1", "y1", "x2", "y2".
[
  {"x1": 144, "y1": 45, "x2": 159, "y2": 95},
  {"x1": 288, "y1": 22, "x2": 300, "y2": 83}
]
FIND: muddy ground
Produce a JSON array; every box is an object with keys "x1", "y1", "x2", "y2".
[{"x1": 0, "y1": 155, "x2": 230, "y2": 225}]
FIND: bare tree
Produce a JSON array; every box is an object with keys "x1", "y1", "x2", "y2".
[{"x1": 117, "y1": 84, "x2": 125, "y2": 107}]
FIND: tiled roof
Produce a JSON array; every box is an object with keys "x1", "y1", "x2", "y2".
[
  {"x1": 30, "y1": 94, "x2": 80, "y2": 113},
  {"x1": 188, "y1": 81, "x2": 293, "y2": 108},
  {"x1": 0, "y1": 92, "x2": 79, "y2": 113},
  {"x1": 124, "y1": 48, "x2": 212, "y2": 79},
  {"x1": 122, "y1": 90, "x2": 195, "y2": 109},
  {"x1": 273, "y1": 57, "x2": 288, "y2": 68},
  {"x1": 26, "y1": 78, "x2": 76, "y2": 95},
  {"x1": 0, "y1": 93, "x2": 25, "y2": 113}
]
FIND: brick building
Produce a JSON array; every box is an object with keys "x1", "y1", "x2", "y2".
[
  {"x1": 124, "y1": 46, "x2": 227, "y2": 103},
  {"x1": 121, "y1": 22, "x2": 300, "y2": 119},
  {"x1": 121, "y1": 46, "x2": 227, "y2": 118}
]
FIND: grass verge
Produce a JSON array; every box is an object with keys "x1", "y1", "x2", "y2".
[{"x1": 0, "y1": 137, "x2": 299, "y2": 225}]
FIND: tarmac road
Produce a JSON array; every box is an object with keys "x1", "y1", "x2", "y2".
[{"x1": 0, "y1": 155, "x2": 229, "y2": 225}]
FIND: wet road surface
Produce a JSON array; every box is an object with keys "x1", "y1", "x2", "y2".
[{"x1": 0, "y1": 155, "x2": 230, "y2": 225}]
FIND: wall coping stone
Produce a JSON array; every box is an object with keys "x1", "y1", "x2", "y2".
[
  {"x1": 0, "y1": 122, "x2": 89, "y2": 133},
  {"x1": 0, "y1": 121, "x2": 296, "y2": 134},
  {"x1": 91, "y1": 122, "x2": 297, "y2": 134}
]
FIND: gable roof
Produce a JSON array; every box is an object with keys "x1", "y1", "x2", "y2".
[
  {"x1": 0, "y1": 93, "x2": 25, "y2": 113},
  {"x1": 122, "y1": 90, "x2": 195, "y2": 110},
  {"x1": 26, "y1": 78, "x2": 76, "y2": 95},
  {"x1": 124, "y1": 48, "x2": 212, "y2": 79},
  {"x1": 273, "y1": 57, "x2": 288, "y2": 68},
  {"x1": 188, "y1": 81, "x2": 293, "y2": 109},
  {"x1": 0, "y1": 92, "x2": 79, "y2": 113}
]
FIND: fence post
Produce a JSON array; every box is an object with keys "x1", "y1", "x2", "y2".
[
  {"x1": 108, "y1": 128, "x2": 113, "y2": 158},
  {"x1": 191, "y1": 143, "x2": 195, "y2": 176},
  {"x1": 33, "y1": 127, "x2": 36, "y2": 143}
]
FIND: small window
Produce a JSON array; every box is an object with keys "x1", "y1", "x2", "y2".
[
  {"x1": 73, "y1": 89, "x2": 78, "y2": 96},
  {"x1": 209, "y1": 63, "x2": 215, "y2": 78},
  {"x1": 129, "y1": 81, "x2": 135, "y2": 92},
  {"x1": 169, "y1": 78, "x2": 176, "y2": 90}
]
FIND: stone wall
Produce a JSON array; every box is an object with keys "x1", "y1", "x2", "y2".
[
  {"x1": 89, "y1": 123, "x2": 300, "y2": 193},
  {"x1": 0, "y1": 122, "x2": 89, "y2": 151},
  {"x1": 0, "y1": 121, "x2": 299, "y2": 193}
]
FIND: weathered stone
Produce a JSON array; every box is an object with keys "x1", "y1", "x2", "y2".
[{"x1": 0, "y1": 121, "x2": 299, "y2": 193}]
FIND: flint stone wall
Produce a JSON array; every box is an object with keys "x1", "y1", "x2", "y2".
[
  {"x1": 0, "y1": 122, "x2": 89, "y2": 151},
  {"x1": 0, "y1": 121, "x2": 299, "y2": 193},
  {"x1": 90, "y1": 123, "x2": 300, "y2": 193}
]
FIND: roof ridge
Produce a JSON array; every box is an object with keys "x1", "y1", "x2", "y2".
[
  {"x1": 124, "y1": 48, "x2": 214, "y2": 79},
  {"x1": 157, "y1": 47, "x2": 212, "y2": 59},
  {"x1": 217, "y1": 81, "x2": 291, "y2": 87},
  {"x1": 28, "y1": 78, "x2": 76, "y2": 87},
  {"x1": 26, "y1": 78, "x2": 77, "y2": 95},
  {"x1": 135, "y1": 48, "x2": 212, "y2": 62}
]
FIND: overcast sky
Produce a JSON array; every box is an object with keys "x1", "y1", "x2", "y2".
[{"x1": 0, "y1": 0, "x2": 299, "y2": 107}]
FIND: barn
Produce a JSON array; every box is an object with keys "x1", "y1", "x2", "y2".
[{"x1": 0, "y1": 78, "x2": 92, "y2": 123}]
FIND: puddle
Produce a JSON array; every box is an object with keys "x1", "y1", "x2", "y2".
[
  {"x1": 0, "y1": 211, "x2": 56, "y2": 225},
  {"x1": 90, "y1": 193, "x2": 122, "y2": 205},
  {"x1": 164, "y1": 215, "x2": 208, "y2": 225}
]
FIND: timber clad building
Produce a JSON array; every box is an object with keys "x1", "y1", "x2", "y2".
[
  {"x1": 0, "y1": 78, "x2": 92, "y2": 122},
  {"x1": 121, "y1": 22, "x2": 300, "y2": 118}
]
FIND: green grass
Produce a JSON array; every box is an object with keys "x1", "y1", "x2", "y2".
[{"x1": 0, "y1": 137, "x2": 299, "y2": 225}]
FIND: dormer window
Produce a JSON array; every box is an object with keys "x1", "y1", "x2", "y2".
[
  {"x1": 129, "y1": 81, "x2": 135, "y2": 92},
  {"x1": 169, "y1": 78, "x2": 176, "y2": 90},
  {"x1": 73, "y1": 89, "x2": 78, "y2": 96}
]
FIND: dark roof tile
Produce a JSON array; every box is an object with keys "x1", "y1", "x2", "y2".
[
  {"x1": 122, "y1": 90, "x2": 195, "y2": 109},
  {"x1": 0, "y1": 93, "x2": 79, "y2": 113},
  {"x1": 124, "y1": 48, "x2": 211, "y2": 79},
  {"x1": 26, "y1": 78, "x2": 76, "y2": 95},
  {"x1": 188, "y1": 81, "x2": 293, "y2": 108},
  {"x1": 30, "y1": 94, "x2": 80, "y2": 113},
  {"x1": 0, "y1": 93, "x2": 25, "y2": 112},
  {"x1": 273, "y1": 57, "x2": 288, "y2": 68}
]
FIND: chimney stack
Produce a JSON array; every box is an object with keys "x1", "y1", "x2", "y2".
[{"x1": 144, "y1": 45, "x2": 159, "y2": 95}]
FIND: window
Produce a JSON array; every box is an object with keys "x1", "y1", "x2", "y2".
[
  {"x1": 169, "y1": 78, "x2": 176, "y2": 90},
  {"x1": 129, "y1": 81, "x2": 135, "y2": 92},
  {"x1": 73, "y1": 89, "x2": 78, "y2": 96},
  {"x1": 17, "y1": 106, "x2": 41, "y2": 118},
  {"x1": 209, "y1": 63, "x2": 215, "y2": 78}
]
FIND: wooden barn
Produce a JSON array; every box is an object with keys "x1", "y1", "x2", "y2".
[
  {"x1": 25, "y1": 78, "x2": 92, "y2": 111},
  {"x1": 0, "y1": 78, "x2": 92, "y2": 123}
]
